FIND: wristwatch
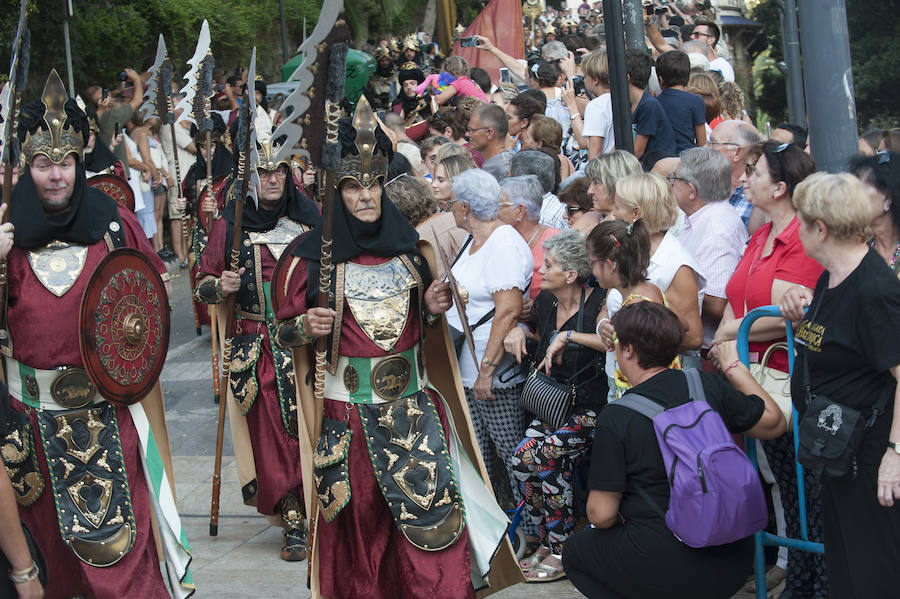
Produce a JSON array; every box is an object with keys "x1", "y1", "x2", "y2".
[{"x1": 888, "y1": 441, "x2": 900, "y2": 455}]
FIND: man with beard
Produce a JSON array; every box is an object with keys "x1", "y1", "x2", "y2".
[
  {"x1": 194, "y1": 139, "x2": 320, "y2": 561},
  {"x1": 391, "y1": 63, "x2": 432, "y2": 142},
  {"x1": 83, "y1": 108, "x2": 127, "y2": 181},
  {"x1": 273, "y1": 98, "x2": 520, "y2": 598},
  {"x1": 2, "y1": 70, "x2": 192, "y2": 598},
  {"x1": 179, "y1": 113, "x2": 233, "y2": 331},
  {"x1": 369, "y1": 47, "x2": 399, "y2": 109}
]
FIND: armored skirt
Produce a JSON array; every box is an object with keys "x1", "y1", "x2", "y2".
[
  {"x1": 276, "y1": 252, "x2": 512, "y2": 599},
  {"x1": 198, "y1": 217, "x2": 304, "y2": 515},
  {"x1": 2, "y1": 207, "x2": 192, "y2": 598}
]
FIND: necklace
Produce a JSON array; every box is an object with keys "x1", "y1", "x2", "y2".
[
  {"x1": 525, "y1": 225, "x2": 544, "y2": 248},
  {"x1": 868, "y1": 236, "x2": 900, "y2": 271}
]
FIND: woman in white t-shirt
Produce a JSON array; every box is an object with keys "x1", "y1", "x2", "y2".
[
  {"x1": 444, "y1": 169, "x2": 532, "y2": 503},
  {"x1": 605, "y1": 173, "x2": 705, "y2": 371}
]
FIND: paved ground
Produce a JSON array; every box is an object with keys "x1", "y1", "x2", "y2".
[{"x1": 160, "y1": 264, "x2": 769, "y2": 598}]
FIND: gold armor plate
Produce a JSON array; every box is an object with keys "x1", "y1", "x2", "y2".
[
  {"x1": 247, "y1": 217, "x2": 309, "y2": 261},
  {"x1": 27, "y1": 240, "x2": 88, "y2": 297},
  {"x1": 344, "y1": 258, "x2": 416, "y2": 352}
]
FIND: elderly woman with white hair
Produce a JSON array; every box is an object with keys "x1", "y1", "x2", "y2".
[
  {"x1": 503, "y1": 228, "x2": 607, "y2": 582},
  {"x1": 445, "y1": 169, "x2": 533, "y2": 505},
  {"x1": 498, "y1": 175, "x2": 561, "y2": 301}
]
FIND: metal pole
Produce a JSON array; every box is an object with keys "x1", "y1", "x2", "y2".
[
  {"x1": 780, "y1": 0, "x2": 805, "y2": 126},
  {"x1": 622, "y1": 0, "x2": 645, "y2": 50},
  {"x1": 63, "y1": 0, "x2": 76, "y2": 97},
  {"x1": 279, "y1": 0, "x2": 289, "y2": 64},
  {"x1": 797, "y1": 0, "x2": 856, "y2": 173},
  {"x1": 604, "y1": 0, "x2": 634, "y2": 153}
]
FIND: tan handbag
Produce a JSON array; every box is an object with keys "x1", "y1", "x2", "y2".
[{"x1": 748, "y1": 342, "x2": 793, "y2": 427}]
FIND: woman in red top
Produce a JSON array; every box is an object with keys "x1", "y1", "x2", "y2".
[{"x1": 713, "y1": 140, "x2": 826, "y2": 597}]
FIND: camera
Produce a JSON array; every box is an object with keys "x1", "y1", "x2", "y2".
[
  {"x1": 460, "y1": 37, "x2": 477, "y2": 48},
  {"x1": 118, "y1": 71, "x2": 128, "y2": 82},
  {"x1": 572, "y1": 76, "x2": 586, "y2": 97}
]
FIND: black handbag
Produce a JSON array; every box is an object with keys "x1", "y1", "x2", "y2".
[
  {"x1": 795, "y1": 287, "x2": 889, "y2": 477},
  {"x1": 0, "y1": 519, "x2": 48, "y2": 595},
  {"x1": 519, "y1": 289, "x2": 591, "y2": 429}
]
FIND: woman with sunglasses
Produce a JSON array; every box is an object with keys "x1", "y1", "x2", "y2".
[
  {"x1": 713, "y1": 141, "x2": 825, "y2": 597},
  {"x1": 849, "y1": 151, "x2": 900, "y2": 277}
]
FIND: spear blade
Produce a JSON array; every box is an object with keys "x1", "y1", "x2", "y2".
[{"x1": 175, "y1": 19, "x2": 211, "y2": 125}]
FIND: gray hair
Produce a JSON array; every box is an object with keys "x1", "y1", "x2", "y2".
[
  {"x1": 500, "y1": 175, "x2": 543, "y2": 221},
  {"x1": 543, "y1": 229, "x2": 591, "y2": 283},
  {"x1": 679, "y1": 147, "x2": 732, "y2": 202},
  {"x1": 542, "y1": 41, "x2": 568, "y2": 61},
  {"x1": 452, "y1": 169, "x2": 500, "y2": 221},
  {"x1": 734, "y1": 121, "x2": 763, "y2": 147},
  {"x1": 509, "y1": 150, "x2": 555, "y2": 194}
]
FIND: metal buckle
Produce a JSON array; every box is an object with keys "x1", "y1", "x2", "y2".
[
  {"x1": 51, "y1": 367, "x2": 96, "y2": 409},
  {"x1": 371, "y1": 355, "x2": 412, "y2": 401}
]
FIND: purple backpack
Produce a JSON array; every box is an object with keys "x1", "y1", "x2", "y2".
[{"x1": 616, "y1": 368, "x2": 768, "y2": 548}]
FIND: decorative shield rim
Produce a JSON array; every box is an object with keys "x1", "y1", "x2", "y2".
[
  {"x1": 88, "y1": 174, "x2": 135, "y2": 212},
  {"x1": 270, "y1": 235, "x2": 305, "y2": 316},
  {"x1": 79, "y1": 248, "x2": 170, "y2": 404},
  {"x1": 196, "y1": 174, "x2": 233, "y2": 233}
]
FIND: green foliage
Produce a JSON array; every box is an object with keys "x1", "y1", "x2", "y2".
[
  {"x1": 1, "y1": 0, "x2": 325, "y2": 98},
  {"x1": 749, "y1": 0, "x2": 899, "y2": 131}
]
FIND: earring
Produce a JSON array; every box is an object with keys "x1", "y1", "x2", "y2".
[{"x1": 884, "y1": 202, "x2": 892, "y2": 213}]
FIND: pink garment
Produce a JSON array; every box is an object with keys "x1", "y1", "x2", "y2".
[{"x1": 450, "y1": 76, "x2": 488, "y2": 102}]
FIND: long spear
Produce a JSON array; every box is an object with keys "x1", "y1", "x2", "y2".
[
  {"x1": 432, "y1": 229, "x2": 478, "y2": 365},
  {"x1": 177, "y1": 20, "x2": 212, "y2": 336},
  {"x1": 270, "y1": 3, "x2": 347, "y2": 594},
  {"x1": 210, "y1": 48, "x2": 259, "y2": 537},
  {"x1": 0, "y1": 0, "x2": 29, "y2": 384}
]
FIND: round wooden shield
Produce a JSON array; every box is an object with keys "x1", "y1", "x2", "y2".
[
  {"x1": 270, "y1": 235, "x2": 305, "y2": 316},
  {"x1": 79, "y1": 248, "x2": 170, "y2": 405},
  {"x1": 88, "y1": 174, "x2": 135, "y2": 212},
  {"x1": 196, "y1": 175, "x2": 233, "y2": 233}
]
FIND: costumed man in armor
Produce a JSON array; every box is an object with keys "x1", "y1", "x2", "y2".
[
  {"x1": 273, "y1": 98, "x2": 520, "y2": 599},
  {"x1": 83, "y1": 108, "x2": 127, "y2": 181},
  {"x1": 397, "y1": 35, "x2": 424, "y2": 70},
  {"x1": 369, "y1": 47, "x2": 399, "y2": 110},
  {"x1": 180, "y1": 113, "x2": 233, "y2": 331},
  {"x1": 194, "y1": 139, "x2": 320, "y2": 561},
  {"x1": 391, "y1": 63, "x2": 433, "y2": 142},
  {"x1": 1, "y1": 70, "x2": 193, "y2": 598}
]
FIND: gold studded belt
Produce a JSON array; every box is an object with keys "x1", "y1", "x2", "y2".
[
  {"x1": 324, "y1": 345, "x2": 427, "y2": 404},
  {"x1": 5, "y1": 357, "x2": 101, "y2": 410}
]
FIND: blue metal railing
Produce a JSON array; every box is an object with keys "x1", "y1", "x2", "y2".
[{"x1": 737, "y1": 306, "x2": 825, "y2": 599}]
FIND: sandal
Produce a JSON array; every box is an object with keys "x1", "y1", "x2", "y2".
[
  {"x1": 524, "y1": 553, "x2": 567, "y2": 583},
  {"x1": 518, "y1": 546, "x2": 550, "y2": 572},
  {"x1": 745, "y1": 566, "x2": 786, "y2": 593}
]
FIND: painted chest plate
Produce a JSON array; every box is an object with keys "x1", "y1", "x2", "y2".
[
  {"x1": 247, "y1": 217, "x2": 309, "y2": 261},
  {"x1": 27, "y1": 240, "x2": 89, "y2": 297},
  {"x1": 344, "y1": 258, "x2": 417, "y2": 352}
]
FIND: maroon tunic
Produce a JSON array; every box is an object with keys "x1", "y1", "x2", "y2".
[
  {"x1": 6, "y1": 207, "x2": 170, "y2": 598},
  {"x1": 276, "y1": 254, "x2": 476, "y2": 599},
  {"x1": 199, "y1": 218, "x2": 302, "y2": 516}
]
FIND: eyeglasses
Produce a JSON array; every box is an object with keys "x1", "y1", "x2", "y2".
[
  {"x1": 498, "y1": 201, "x2": 516, "y2": 208},
  {"x1": 690, "y1": 30, "x2": 711, "y2": 39},
  {"x1": 565, "y1": 205, "x2": 585, "y2": 214},
  {"x1": 257, "y1": 168, "x2": 288, "y2": 181},
  {"x1": 709, "y1": 140, "x2": 741, "y2": 148},
  {"x1": 774, "y1": 142, "x2": 790, "y2": 153},
  {"x1": 465, "y1": 126, "x2": 489, "y2": 133},
  {"x1": 666, "y1": 173, "x2": 688, "y2": 184},
  {"x1": 745, "y1": 161, "x2": 758, "y2": 176}
]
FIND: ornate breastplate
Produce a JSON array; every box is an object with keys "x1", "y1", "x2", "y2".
[
  {"x1": 247, "y1": 217, "x2": 309, "y2": 261},
  {"x1": 344, "y1": 258, "x2": 417, "y2": 352},
  {"x1": 27, "y1": 240, "x2": 89, "y2": 297}
]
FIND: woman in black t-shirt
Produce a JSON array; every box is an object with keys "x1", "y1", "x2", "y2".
[
  {"x1": 780, "y1": 172, "x2": 900, "y2": 598},
  {"x1": 562, "y1": 301, "x2": 786, "y2": 599},
  {"x1": 503, "y1": 229, "x2": 606, "y2": 582}
]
